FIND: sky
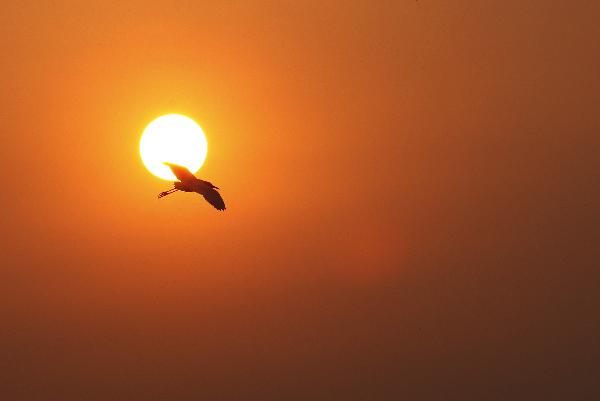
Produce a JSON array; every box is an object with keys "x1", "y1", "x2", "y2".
[{"x1": 1, "y1": 1, "x2": 599, "y2": 400}]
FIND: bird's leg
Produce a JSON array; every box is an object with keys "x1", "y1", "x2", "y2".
[
  {"x1": 158, "y1": 188, "x2": 179, "y2": 198},
  {"x1": 158, "y1": 189, "x2": 177, "y2": 198}
]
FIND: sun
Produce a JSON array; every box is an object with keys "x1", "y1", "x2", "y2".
[{"x1": 140, "y1": 114, "x2": 208, "y2": 180}]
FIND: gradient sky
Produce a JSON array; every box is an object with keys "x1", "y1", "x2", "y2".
[{"x1": 1, "y1": 1, "x2": 599, "y2": 400}]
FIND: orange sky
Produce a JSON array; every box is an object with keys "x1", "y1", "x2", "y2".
[{"x1": 1, "y1": 1, "x2": 599, "y2": 400}]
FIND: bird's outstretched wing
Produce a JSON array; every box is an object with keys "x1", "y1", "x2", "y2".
[
  {"x1": 201, "y1": 187, "x2": 226, "y2": 211},
  {"x1": 164, "y1": 162, "x2": 196, "y2": 182}
]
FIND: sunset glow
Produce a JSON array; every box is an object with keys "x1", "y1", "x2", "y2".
[{"x1": 3, "y1": 2, "x2": 597, "y2": 399}]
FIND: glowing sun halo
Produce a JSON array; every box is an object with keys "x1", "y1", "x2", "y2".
[{"x1": 140, "y1": 114, "x2": 208, "y2": 180}]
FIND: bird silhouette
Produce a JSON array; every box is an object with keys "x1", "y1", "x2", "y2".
[{"x1": 158, "y1": 162, "x2": 226, "y2": 211}]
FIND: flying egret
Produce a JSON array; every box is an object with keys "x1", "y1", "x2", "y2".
[{"x1": 158, "y1": 163, "x2": 226, "y2": 211}]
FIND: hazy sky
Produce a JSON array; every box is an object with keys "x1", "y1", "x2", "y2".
[{"x1": 1, "y1": 1, "x2": 599, "y2": 400}]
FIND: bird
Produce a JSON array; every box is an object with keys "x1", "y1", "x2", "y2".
[{"x1": 158, "y1": 162, "x2": 226, "y2": 211}]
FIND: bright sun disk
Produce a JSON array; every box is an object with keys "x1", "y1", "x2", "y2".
[{"x1": 140, "y1": 114, "x2": 208, "y2": 180}]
